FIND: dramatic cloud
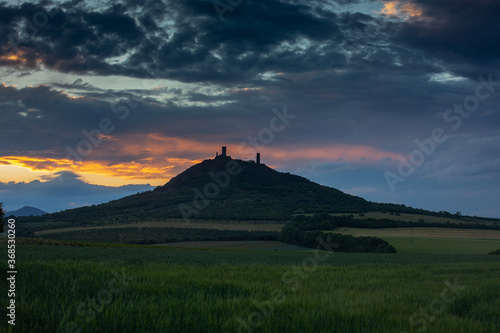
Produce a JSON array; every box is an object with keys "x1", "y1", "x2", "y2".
[
  {"x1": 1, "y1": 0, "x2": 499, "y2": 216},
  {"x1": 391, "y1": 0, "x2": 500, "y2": 76}
]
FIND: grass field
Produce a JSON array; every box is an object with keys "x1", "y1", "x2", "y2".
[
  {"x1": 31, "y1": 227, "x2": 277, "y2": 245},
  {"x1": 35, "y1": 221, "x2": 284, "y2": 236},
  {"x1": 331, "y1": 227, "x2": 500, "y2": 254},
  {"x1": 381, "y1": 237, "x2": 500, "y2": 254},
  {"x1": 1, "y1": 243, "x2": 499, "y2": 332},
  {"x1": 327, "y1": 211, "x2": 496, "y2": 225},
  {"x1": 156, "y1": 240, "x2": 307, "y2": 251},
  {"x1": 332, "y1": 227, "x2": 500, "y2": 239}
]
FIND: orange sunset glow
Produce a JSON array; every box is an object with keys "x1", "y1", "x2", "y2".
[
  {"x1": 380, "y1": 1, "x2": 423, "y2": 19},
  {"x1": 0, "y1": 140, "x2": 398, "y2": 187},
  {"x1": 0, "y1": 155, "x2": 200, "y2": 186},
  {"x1": 269, "y1": 145, "x2": 400, "y2": 164},
  {"x1": 0, "y1": 49, "x2": 42, "y2": 66}
]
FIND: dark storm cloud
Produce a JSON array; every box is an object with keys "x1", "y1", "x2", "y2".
[
  {"x1": 2, "y1": 0, "x2": 499, "y2": 85},
  {"x1": 0, "y1": 0, "x2": 395, "y2": 83},
  {"x1": 0, "y1": 83, "x2": 112, "y2": 153},
  {"x1": 1, "y1": 2, "x2": 147, "y2": 74},
  {"x1": 2, "y1": 68, "x2": 500, "y2": 164},
  {"x1": 391, "y1": 0, "x2": 500, "y2": 77},
  {"x1": 0, "y1": 81, "x2": 289, "y2": 161}
]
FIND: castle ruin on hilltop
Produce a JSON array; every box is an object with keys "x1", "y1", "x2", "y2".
[{"x1": 214, "y1": 146, "x2": 261, "y2": 164}]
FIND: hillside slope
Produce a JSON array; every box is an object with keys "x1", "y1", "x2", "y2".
[
  {"x1": 24, "y1": 156, "x2": 374, "y2": 223},
  {"x1": 6, "y1": 206, "x2": 47, "y2": 217}
]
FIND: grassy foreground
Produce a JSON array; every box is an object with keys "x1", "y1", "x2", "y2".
[{"x1": 1, "y1": 244, "x2": 499, "y2": 332}]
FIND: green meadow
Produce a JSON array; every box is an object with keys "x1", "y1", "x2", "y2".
[
  {"x1": 381, "y1": 237, "x2": 500, "y2": 254},
  {"x1": 331, "y1": 227, "x2": 500, "y2": 255},
  {"x1": 2, "y1": 243, "x2": 499, "y2": 332}
]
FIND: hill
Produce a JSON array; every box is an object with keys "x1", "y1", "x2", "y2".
[
  {"x1": 21, "y1": 148, "x2": 377, "y2": 223},
  {"x1": 6, "y1": 206, "x2": 47, "y2": 217},
  {"x1": 18, "y1": 147, "x2": 469, "y2": 224}
]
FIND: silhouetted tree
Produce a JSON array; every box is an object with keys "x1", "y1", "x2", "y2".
[{"x1": 0, "y1": 202, "x2": 4, "y2": 233}]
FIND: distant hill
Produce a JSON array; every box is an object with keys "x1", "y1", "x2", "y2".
[
  {"x1": 6, "y1": 206, "x2": 47, "y2": 217},
  {"x1": 20, "y1": 148, "x2": 436, "y2": 223}
]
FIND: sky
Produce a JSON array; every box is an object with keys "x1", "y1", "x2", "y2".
[{"x1": 1, "y1": 0, "x2": 499, "y2": 217}]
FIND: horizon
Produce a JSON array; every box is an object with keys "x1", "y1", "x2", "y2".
[
  {"x1": 3, "y1": 146, "x2": 497, "y2": 219},
  {"x1": 1, "y1": 1, "x2": 500, "y2": 217}
]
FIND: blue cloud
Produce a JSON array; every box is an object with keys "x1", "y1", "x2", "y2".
[{"x1": 0, "y1": 171, "x2": 154, "y2": 213}]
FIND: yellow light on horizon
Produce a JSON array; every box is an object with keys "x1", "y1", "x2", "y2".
[
  {"x1": 0, "y1": 165, "x2": 53, "y2": 183},
  {"x1": 79, "y1": 172, "x2": 165, "y2": 187},
  {"x1": 0, "y1": 156, "x2": 179, "y2": 187}
]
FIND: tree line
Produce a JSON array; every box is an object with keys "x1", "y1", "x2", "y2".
[
  {"x1": 291, "y1": 213, "x2": 500, "y2": 231},
  {"x1": 278, "y1": 217, "x2": 397, "y2": 253}
]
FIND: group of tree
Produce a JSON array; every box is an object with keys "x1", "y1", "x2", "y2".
[
  {"x1": 291, "y1": 213, "x2": 500, "y2": 231},
  {"x1": 0, "y1": 203, "x2": 4, "y2": 233},
  {"x1": 278, "y1": 220, "x2": 396, "y2": 253}
]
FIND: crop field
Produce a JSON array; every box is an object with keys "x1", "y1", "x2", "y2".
[
  {"x1": 380, "y1": 237, "x2": 500, "y2": 255},
  {"x1": 16, "y1": 221, "x2": 73, "y2": 229},
  {"x1": 327, "y1": 212, "x2": 496, "y2": 225},
  {"x1": 1, "y1": 243, "x2": 499, "y2": 332},
  {"x1": 32, "y1": 227, "x2": 278, "y2": 245},
  {"x1": 332, "y1": 227, "x2": 500, "y2": 240},
  {"x1": 331, "y1": 227, "x2": 500, "y2": 254},
  {"x1": 156, "y1": 240, "x2": 307, "y2": 251},
  {"x1": 34, "y1": 221, "x2": 284, "y2": 236}
]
